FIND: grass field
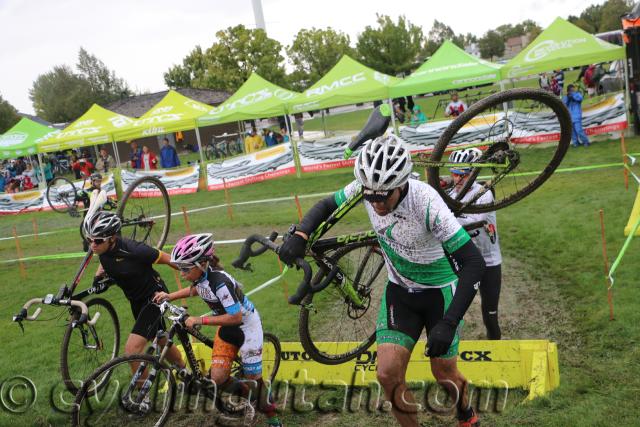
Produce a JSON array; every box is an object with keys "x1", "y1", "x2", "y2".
[{"x1": 1, "y1": 125, "x2": 639, "y2": 424}]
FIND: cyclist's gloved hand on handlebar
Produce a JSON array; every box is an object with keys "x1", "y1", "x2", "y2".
[
  {"x1": 92, "y1": 275, "x2": 110, "y2": 294},
  {"x1": 279, "y1": 228, "x2": 308, "y2": 266},
  {"x1": 425, "y1": 319, "x2": 458, "y2": 358}
]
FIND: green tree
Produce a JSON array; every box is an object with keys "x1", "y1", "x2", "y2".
[
  {"x1": 286, "y1": 28, "x2": 352, "y2": 90},
  {"x1": 478, "y1": 30, "x2": 505, "y2": 60},
  {"x1": 165, "y1": 25, "x2": 287, "y2": 92},
  {"x1": 29, "y1": 65, "x2": 94, "y2": 123},
  {"x1": 568, "y1": 15, "x2": 597, "y2": 33},
  {"x1": 76, "y1": 48, "x2": 132, "y2": 105},
  {"x1": 0, "y1": 94, "x2": 20, "y2": 133},
  {"x1": 356, "y1": 15, "x2": 424, "y2": 76},
  {"x1": 423, "y1": 20, "x2": 463, "y2": 58},
  {"x1": 599, "y1": 0, "x2": 632, "y2": 31}
]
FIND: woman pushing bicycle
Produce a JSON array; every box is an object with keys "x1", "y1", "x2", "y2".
[{"x1": 152, "y1": 233, "x2": 282, "y2": 427}]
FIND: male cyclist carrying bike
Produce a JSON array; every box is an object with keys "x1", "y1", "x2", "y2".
[
  {"x1": 152, "y1": 233, "x2": 282, "y2": 427},
  {"x1": 279, "y1": 135, "x2": 485, "y2": 427}
]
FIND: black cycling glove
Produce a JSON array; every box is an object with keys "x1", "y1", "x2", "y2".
[
  {"x1": 278, "y1": 233, "x2": 307, "y2": 266},
  {"x1": 425, "y1": 319, "x2": 458, "y2": 358},
  {"x1": 92, "y1": 275, "x2": 110, "y2": 294}
]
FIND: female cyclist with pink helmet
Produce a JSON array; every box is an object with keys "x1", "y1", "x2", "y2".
[{"x1": 153, "y1": 233, "x2": 282, "y2": 427}]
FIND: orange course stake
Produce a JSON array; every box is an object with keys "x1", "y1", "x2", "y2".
[
  {"x1": 181, "y1": 206, "x2": 191, "y2": 234},
  {"x1": 32, "y1": 218, "x2": 38, "y2": 240},
  {"x1": 622, "y1": 135, "x2": 629, "y2": 189},
  {"x1": 173, "y1": 270, "x2": 188, "y2": 308},
  {"x1": 294, "y1": 194, "x2": 303, "y2": 222},
  {"x1": 12, "y1": 226, "x2": 27, "y2": 279},
  {"x1": 223, "y1": 178, "x2": 234, "y2": 221},
  {"x1": 598, "y1": 209, "x2": 615, "y2": 321}
]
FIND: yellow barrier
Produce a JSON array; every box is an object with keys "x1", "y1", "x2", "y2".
[
  {"x1": 179, "y1": 339, "x2": 559, "y2": 400},
  {"x1": 278, "y1": 340, "x2": 559, "y2": 400}
]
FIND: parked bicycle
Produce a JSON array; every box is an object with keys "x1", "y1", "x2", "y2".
[
  {"x1": 233, "y1": 88, "x2": 571, "y2": 364},
  {"x1": 71, "y1": 300, "x2": 281, "y2": 426}
]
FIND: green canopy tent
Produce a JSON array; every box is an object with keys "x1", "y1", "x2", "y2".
[
  {"x1": 501, "y1": 17, "x2": 625, "y2": 79},
  {"x1": 0, "y1": 118, "x2": 54, "y2": 159},
  {"x1": 36, "y1": 104, "x2": 135, "y2": 167},
  {"x1": 113, "y1": 90, "x2": 213, "y2": 165},
  {"x1": 287, "y1": 55, "x2": 400, "y2": 114},
  {"x1": 390, "y1": 40, "x2": 502, "y2": 98},
  {"x1": 0, "y1": 118, "x2": 57, "y2": 186},
  {"x1": 197, "y1": 73, "x2": 298, "y2": 126}
]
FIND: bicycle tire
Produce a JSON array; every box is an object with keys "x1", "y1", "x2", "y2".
[
  {"x1": 298, "y1": 240, "x2": 385, "y2": 365},
  {"x1": 426, "y1": 88, "x2": 571, "y2": 214},
  {"x1": 117, "y1": 176, "x2": 171, "y2": 250},
  {"x1": 60, "y1": 298, "x2": 120, "y2": 395},
  {"x1": 46, "y1": 176, "x2": 78, "y2": 213},
  {"x1": 71, "y1": 353, "x2": 175, "y2": 427}
]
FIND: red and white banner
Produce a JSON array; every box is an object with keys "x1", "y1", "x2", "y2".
[{"x1": 121, "y1": 166, "x2": 200, "y2": 197}]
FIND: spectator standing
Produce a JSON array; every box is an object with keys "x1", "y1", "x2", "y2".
[
  {"x1": 129, "y1": 141, "x2": 143, "y2": 169},
  {"x1": 410, "y1": 105, "x2": 427, "y2": 126},
  {"x1": 445, "y1": 92, "x2": 468, "y2": 118},
  {"x1": 539, "y1": 73, "x2": 551, "y2": 92},
  {"x1": 160, "y1": 138, "x2": 181, "y2": 168},
  {"x1": 280, "y1": 127, "x2": 290, "y2": 143},
  {"x1": 141, "y1": 146, "x2": 158, "y2": 170},
  {"x1": 72, "y1": 156, "x2": 95, "y2": 178},
  {"x1": 263, "y1": 129, "x2": 277, "y2": 147},
  {"x1": 552, "y1": 69, "x2": 565, "y2": 96},
  {"x1": 95, "y1": 148, "x2": 116, "y2": 173},
  {"x1": 70, "y1": 155, "x2": 82, "y2": 179},
  {"x1": 293, "y1": 113, "x2": 304, "y2": 139},
  {"x1": 244, "y1": 129, "x2": 264, "y2": 154},
  {"x1": 563, "y1": 84, "x2": 590, "y2": 147}
]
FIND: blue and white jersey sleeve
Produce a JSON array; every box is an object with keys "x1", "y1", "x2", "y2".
[{"x1": 213, "y1": 281, "x2": 242, "y2": 315}]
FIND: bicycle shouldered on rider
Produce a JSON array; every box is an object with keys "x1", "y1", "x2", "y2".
[{"x1": 278, "y1": 134, "x2": 484, "y2": 427}]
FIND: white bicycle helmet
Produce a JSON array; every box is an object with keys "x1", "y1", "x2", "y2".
[
  {"x1": 354, "y1": 134, "x2": 413, "y2": 197},
  {"x1": 448, "y1": 148, "x2": 483, "y2": 174},
  {"x1": 171, "y1": 233, "x2": 214, "y2": 265},
  {"x1": 83, "y1": 211, "x2": 121, "y2": 239}
]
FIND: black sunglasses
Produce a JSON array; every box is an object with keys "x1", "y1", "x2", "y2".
[
  {"x1": 87, "y1": 237, "x2": 107, "y2": 245},
  {"x1": 177, "y1": 264, "x2": 196, "y2": 273},
  {"x1": 362, "y1": 188, "x2": 393, "y2": 202}
]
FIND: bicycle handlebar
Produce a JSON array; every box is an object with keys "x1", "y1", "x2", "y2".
[
  {"x1": 156, "y1": 300, "x2": 189, "y2": 323},
  {"x1": 231, "y1": 232, "x2": 313, "y2": 305},
  {"x1": 13, "y1": 297, "x2": 100, "y2": 326}
]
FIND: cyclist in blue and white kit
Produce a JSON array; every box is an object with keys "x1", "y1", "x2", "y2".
[
  {"x1": 279, "y1": 135, "x2": 485, "y2": 427},
  {"x1": 153, "y1": 233, "x2": 282, "y2": 427},
  {"x1": 448, "y1": 148, "x2": 503, "y2": 340}
]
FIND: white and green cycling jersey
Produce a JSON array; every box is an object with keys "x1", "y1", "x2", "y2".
[{"x1": 335, "y1": 179, "x2": 470, "y2": 290}]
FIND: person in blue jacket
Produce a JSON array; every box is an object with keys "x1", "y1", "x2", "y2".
[
  {"x1": 563, "y1": 84, "x2": 590, "y2": 147},
  {"x1": 160, "y1": 137, "x2": 181, "y2": 168}
]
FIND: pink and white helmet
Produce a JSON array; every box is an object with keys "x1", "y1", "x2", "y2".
[{"x1": 171, "y1": 233, "x2": 214, "y2": 264}]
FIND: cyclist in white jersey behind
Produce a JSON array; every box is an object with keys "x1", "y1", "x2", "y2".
[
  {"x1": 153, "y1": 233, "x2": 282, "y2": 427},
  {"x1": 448, "y1": 148, "x2": 503, "y2": 340},
  {"x1": 279, "y1": 135, "x2": 485, "y2": 427}
]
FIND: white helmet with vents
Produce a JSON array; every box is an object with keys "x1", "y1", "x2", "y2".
[{"x1": 354, "y1": 134, "x2": 413, "y2": 197}]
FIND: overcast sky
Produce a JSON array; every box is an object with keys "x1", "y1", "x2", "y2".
[{"x1": 0, "y1": 0, "x2": 605, "y2": 115}]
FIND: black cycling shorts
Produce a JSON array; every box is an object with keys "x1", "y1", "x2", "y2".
[
  {"x1": 129, "y1": 281, "x2": 168, "y2": 340},
  {"x1": 376, "y1": 281, "x2": 461, "y2": 358}
]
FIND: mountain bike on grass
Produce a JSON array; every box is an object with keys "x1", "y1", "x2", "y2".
[
  {"x1": 12, "y1": 177, "x2": 172, "y2": 394},
  {"x1": 71, "y1": 300, "x2": 281, "y2": 426},
  {"x1": 233, "y1": 88, "x2": 571, "y2": 365}
]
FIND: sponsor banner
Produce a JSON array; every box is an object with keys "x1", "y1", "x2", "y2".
[
  {"x1": 207, "y1": 144, "x2": 296, "y2": 190},
  {"x1": 0, "y1": 174, "x2": 116, "y2": 214},
  {"x1": 121, "y1": 166, "x2": 200, "y2": 197}
]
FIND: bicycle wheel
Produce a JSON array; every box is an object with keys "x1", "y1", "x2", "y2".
[
  {"x1": 231, "y1": 332, "x2": 281, "y2": 384},
  {"x1": 425, "y1": 88, "x2": 571, "y2": 214},
  {"x1": 46, "y1": 176, "x2": 78, "y2": 213},
  {"x1": 72, "y1": 354, "x2": 175, "y2": 427},
  {"x1": 117, "y1": 176, "x2": 171, "y2": 250},
  {"x1": 60, "y1": 298, "x2": 120, "y2": 395},
  {"x1": 299, "y1": 240, "x2": 386, "y2": 364}
]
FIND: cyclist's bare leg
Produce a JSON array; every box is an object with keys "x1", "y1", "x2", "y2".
[
  {"x1": 430, "y1": 357, "x2": 472, "y2": 420},
  {"x1": 377, "y1": 343, "x2": 419, "y2": 427}
]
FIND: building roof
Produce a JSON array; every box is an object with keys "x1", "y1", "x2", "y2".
[{"x1": 105, "y1": 87, "x2": 230, "y2": 118}]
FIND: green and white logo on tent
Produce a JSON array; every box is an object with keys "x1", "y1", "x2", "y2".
[
  {"x1": 524, "y1": 38, "x2": 588, "y2": 62},
  {"x1": 0, "y1": 131, "x2": 28, "y2": 148}
]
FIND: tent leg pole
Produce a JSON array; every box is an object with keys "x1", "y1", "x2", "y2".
[
  {"x1": 37, "y1": 153, "x2": 47, "y2": 189},
  {"x1": 321, "y1": 110, "x2": 328, "y2": 138},
  {"x1": 624, "y1": 58, "x2": 632, "y2": 135},
  {"x1": 194, "y1": 122, "x2": 206, "y2": 167},
  {"x1": 387, "y1": 98, "x2": 398, "y2": 135},
  {"x1": 286, "y1": 114, "x2": 301, "y2": 178}
]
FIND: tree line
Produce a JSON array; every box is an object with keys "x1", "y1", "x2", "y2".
[{"x1": 0, "y1": 0, "x2": 633, "y2": 133}]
